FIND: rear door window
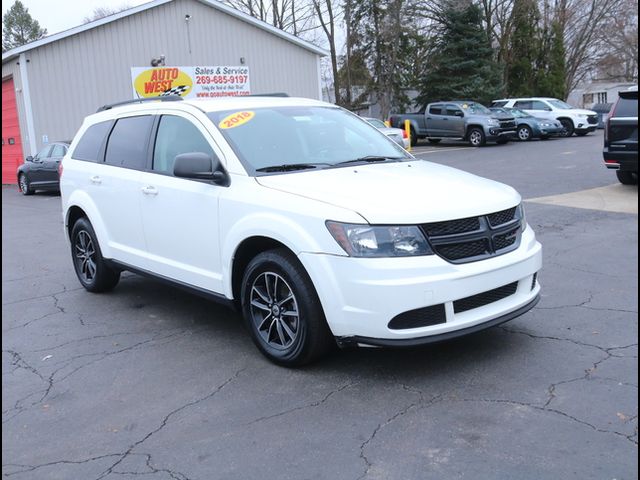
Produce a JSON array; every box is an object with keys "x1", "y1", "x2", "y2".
[
  {"x1": 531, "y1": 100, "x2": 550, "y2": 110},
  {"x1": 514, "y1": 100, "x2": 533, "y2": 109},
  {"x1": 105, "y1": 116, "x2": 154, "y2": 170},
  {"x1": 73, "y1": 121, "x2": 113, "y2": 162},
  {"x1": 429, "y1": 105, "x2": 444, "y2": 115}
]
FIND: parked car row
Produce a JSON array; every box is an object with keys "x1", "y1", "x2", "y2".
[{"x1": 388, "y1": 96, "x2": 599, "y2": 147}]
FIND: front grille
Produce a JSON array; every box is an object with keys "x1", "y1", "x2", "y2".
[
  {"x1": 388, "y1": 304, "x2": 446, "y2": 330},
  {"x1": 421, "y1": 206, "x2": 522, "y2": 264},
  {"x1": 531, "y1": 272, "x2": 538, "y2": 291},
  {"x1": 453, "y1": 282, "x2": 518, "y2": 314},
  {"x1": 434, "y1": 239, "x2": 490, "y2": 261},
  {"x1": 487, "y1": 207, "x2": 517, "y2": 227},
  {"x1": 422, "y1": 216, "x2": 480, "y2": 236},
  {"x1": 587, "y1": 115, "x2": 598, "y2": 125}
]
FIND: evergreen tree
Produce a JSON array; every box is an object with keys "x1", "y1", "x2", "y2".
[
  {"x1": 506, "y1": 0, "x2": 541, "y2": 96},
  {"x1": 415, "y1": 2, "x2": 503, "y2": 106},
  {"x1": 536, "y1": 21, "x2": 566, "y2": 98},
  {"x1": 2, "y1": 0, "x2": 47, "y2": 52}
]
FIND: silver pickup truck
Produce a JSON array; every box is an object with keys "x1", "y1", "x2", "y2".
[{"x1": 389, "y1": 101, "x2": 517, "y2": 147}]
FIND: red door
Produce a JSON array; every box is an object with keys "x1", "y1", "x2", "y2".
[{"x1": 2, "y1": 77, "x2": 24, "y2": 185}]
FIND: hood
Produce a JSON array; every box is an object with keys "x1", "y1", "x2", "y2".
[
  {"x1": 573, "y1": 108, "x2": 597, "y2": 116},
  {"x1": 255, "y1": 160, "x2": 520, "y2": 224},
  {"x1": 491, "y1": 112, "x2": 515, "y2": 121}
]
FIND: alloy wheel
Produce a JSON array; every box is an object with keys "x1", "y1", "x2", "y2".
[
  {"x1": 469, "y1": 131, "x2": 483, "y2": 146},
  {"x1": 518, "y1": 126, "x2": 531, "y2": 141},
  {"x1": 74, "y1": 230, "x2": 97, "y2": 283},
  {"x1": 249, "y1": 272, "x2": 299, "y2": 350}
]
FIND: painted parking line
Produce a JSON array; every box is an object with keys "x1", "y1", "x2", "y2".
[{"x1": 412, "y1": 147, "x2": 472, "y2": 155}]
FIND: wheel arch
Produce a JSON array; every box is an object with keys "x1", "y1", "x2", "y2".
[
  {"x1": 64, "y1": 191, "x2": 112, "y2": 258},
  {"x1": 465, "y1": 124, "x2": 486, "y2": 137}
]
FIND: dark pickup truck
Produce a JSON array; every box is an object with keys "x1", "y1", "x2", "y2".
[
  {"x1": 603, "y1": 86, "x2": 638, "y2": 185},
  {"x1": 389, "y1": 101, "x2": 517, "y2": 147}
]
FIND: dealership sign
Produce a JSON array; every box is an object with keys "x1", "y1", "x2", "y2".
[{"x1": 131, "y1": 66, "x2": 251, "y2": 99}]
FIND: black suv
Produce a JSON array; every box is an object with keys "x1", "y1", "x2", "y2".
[{"x1": 603, "y1": 86, "x2": 638, "y2": 184}]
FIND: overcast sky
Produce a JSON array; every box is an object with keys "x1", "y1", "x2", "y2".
[{"x1": 2, "y1": 0, "x2": 150, "y2": 35}]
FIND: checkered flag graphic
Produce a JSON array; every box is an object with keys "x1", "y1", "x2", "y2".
[{"x1": 160, "y1": 85, "x2": 189, "y2": 96}]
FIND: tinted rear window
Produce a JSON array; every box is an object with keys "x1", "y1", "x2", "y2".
[
  {"x1": 614, "y1": 96, "x2": 638, "y2": 118},
  {"x1": 429, "y1": 105, "x2": 443, "y2": 115},
  {"x1": 105, "y1": 116, "x2": 154, "y2": 169},
  {"x1": 72, "y1": 121, "x2": 112, "y2": 161}
]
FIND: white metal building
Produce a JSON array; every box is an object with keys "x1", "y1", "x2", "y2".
[{"x1": 1, "y1": 0, "x2": 326, "y2": 184}]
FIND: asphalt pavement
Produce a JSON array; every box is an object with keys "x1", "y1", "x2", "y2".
[{"x1": 3, "y1": 131, "x2": 638, "y2": 479}]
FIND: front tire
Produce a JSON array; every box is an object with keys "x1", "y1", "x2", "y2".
[
  {"x1": 18, "y1": 174, "x2": 34, "y2": 195},
  {"x1": 616, "y1": 170, "x2": 638, "y2": 185},
  {"x1": 71, "y1": 217, "x2": 120, "y2": 292},
  {"x1": 517, "y1": 125, "x2": 532, "y2": 141},
  {"x1": 467, "y1": 127, "x2": 486, "y2": 147},
  {"x1": 241, "y1": 249, "x2": 334, "y2": 366},
  {"x1": 559, "y1": 118, "x2": 574, "y2": 137}
]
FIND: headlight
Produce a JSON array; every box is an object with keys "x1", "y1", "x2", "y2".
[
  {"x1": 488, "y1": 119, "x2": 500, "y2": 126},
  {"x1": 326, "y1": 221, "x2": 433, "y2": 257},
  {"x1": 540, "y1": 122, "x2": 551, "y2": 127},
  {"x1": 577, "y1": 114, "x2": 587, "y2": 118},
  {"x1": 517, "y1": 203, "x2": 527, "y2": 231}
]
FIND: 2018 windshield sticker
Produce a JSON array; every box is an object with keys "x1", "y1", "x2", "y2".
[{"x1": 219, "y1": 111, "x2": 255, "y2": 129}]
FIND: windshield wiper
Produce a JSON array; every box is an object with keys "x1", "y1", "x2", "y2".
[
  {"x1": 256, "y1": 163, "x2": 326, "y2": 173},
  {"x1": 334, "y1": 155, "x2": 406, "y2": 166}
]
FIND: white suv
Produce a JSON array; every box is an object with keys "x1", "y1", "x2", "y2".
[
  {"x1": 491, "y1": 97, "x2": 598, "y2": 137},
  {"x1": 61, "y1": 96, "x2": 542, "y2": 365}
]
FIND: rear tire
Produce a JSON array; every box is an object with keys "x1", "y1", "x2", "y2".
[
  {"x1": 410, "y1": 128, "x2": 418, "y2": 147},
  {"x1": 467, "y1": 127, "x2": 486, "y2": 147},
  {"x1": 71, "y1": 217, "x2": 120, "y2": 292},
  {"x1": 241, "y1": 249, "x2": 334, "y2": 366},
  {"x1": 18, "y1": 174, "x2": 34, "y2": 195},
  {"x1": 616, "y1": 170, "x2": 638, "y2": 185}
]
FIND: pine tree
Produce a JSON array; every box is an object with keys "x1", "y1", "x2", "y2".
[
  {"x1": 2, "y1": 0, "x2": 47, "y2": 52},
  {"x1": 536, "y1": 21, "x2": 566, "y2": 98},
  {"x1": 506, "y1": 0, "x2": 541, "y2": 96},
  {"x1": 416, "y1": 2, "x2": 503, "y2": 106}
]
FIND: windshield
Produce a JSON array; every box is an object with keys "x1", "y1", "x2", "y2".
[
  {"x1": 365, "y1": 118, "x2": 387, "y2": 128},
  {"x1": 459, "y1": 102, "x2": 492, "y2": 115},
  {"x1": 509, "y1": 108, "x2": 531, "y2": 118},
  {"x1": 208, "y1": 106, "x2": 409, "y2": 174},
  {"x1": 548, "y1": 99, "x2": 574, "y2": 110}
]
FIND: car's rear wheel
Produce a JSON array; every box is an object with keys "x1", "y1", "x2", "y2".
[
  {"x1": 241, "y1": 249, "x2": 334, "y2": 366},
  {"x1": 517, "y1": 125, "x2": 532, "y2": 141},
  {"x1": 559, "y1": 118, "x2": 574, "y2": 137},
  {"x1": 18, "y1": 174, "x2": 34, "y2": 195},
  {"x1": 616, "y1": 170, "x2": 638, "y2": 185},
  {"x1": 468, "y1": 128, "x2": 486, "y2": 147},
  {"x1": 71, "y1": 217, "x2": 120, "y2": 292},
  {"x1": 410, "y1": 127, "x2": 418, "y2": 147}
]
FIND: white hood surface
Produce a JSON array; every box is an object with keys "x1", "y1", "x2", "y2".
[{"x1": 256, "y1": 160, "x2": 521, "y2": 224}]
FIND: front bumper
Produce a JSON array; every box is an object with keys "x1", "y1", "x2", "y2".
[
  {"x1": 299, "y1": 227, "x2": 542, "y2": 342},
  {"x1": 487, "y1": 128, "x2": 517, "y2": 141},
  {"x1": 537, "y1": 125, "x2": 564, "y2": 137}
]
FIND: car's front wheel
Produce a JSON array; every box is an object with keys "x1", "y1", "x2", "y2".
[
  {"x1": 517, "y1": 125, "x2": 532, "y2": 141},
  {"x1": 241, "y1": 249, "x2": 334, "y2": 366},
  {"x1": 71, "y1": 217, "x2": 120, "y2": 292},
  {"x1": 559, "y1": 118, "x2": 574, "y2": 137},
  {"x1": 18, "y1": 174, "x2": 34, "y2": 195},
  {"x1": 468, "y1": 128, "x2": 486, "y2": 147}
]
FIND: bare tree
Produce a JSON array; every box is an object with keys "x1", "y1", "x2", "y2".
[
  {"x1": 82, "y1": 4, "x2": 131, "y2": 23},
  {"x1": 224, "y1": 0, "x2": 319, "y2": 34},
  {"x1": 313, "y1": 0, "x2": 341, "y2": 104}
]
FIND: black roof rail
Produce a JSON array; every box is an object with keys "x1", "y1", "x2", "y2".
[
  {"x1": 247, "y1": 92, "x2": 289, "y2": 97},
  {"x1": 96, "y1": 95, "x2": 183, "y2": 113}
]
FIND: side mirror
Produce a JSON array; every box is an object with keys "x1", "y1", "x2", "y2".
[
  {"x1": 26, "y1": 156, "x2": 33, "y2": 162},
  {"x1": 454, "y1": 111, "x2": 464, "y2": 117},
  {"x1": 173, "y1": 152, "x2": 228, "y2": 185}
]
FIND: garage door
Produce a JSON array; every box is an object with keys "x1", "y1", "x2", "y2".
[{"x1": 2, "y1": 77, "x2": 24, "y2": 185}]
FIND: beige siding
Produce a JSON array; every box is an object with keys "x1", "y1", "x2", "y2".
[{"x1": 3, "y1": 0, "x2": 321, "y2": 152}]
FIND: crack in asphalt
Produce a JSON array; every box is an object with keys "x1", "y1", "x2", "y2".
[
  {"x1": 94, "y1": 367, "x2": 247, "y2": 480},
  {"x1": 243, "y1": 382, "x2": 355, "y2": 426},
  {"x1": 357, "y1": 391, "x2": 443, "y2": 480},
  {"x1": 534, "y1": 292, "x2": 637, "y2": 314},
  {"x1": 2, "y1": 454, "x2": 124, "y2": 477}
]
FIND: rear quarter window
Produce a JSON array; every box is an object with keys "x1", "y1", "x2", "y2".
[
  {"x1": 72, "y1": 121, "x2": 113, "y2": 161},
  {"x1": 105, "y1": 116, "x2": 154, "y2": 169},
  {"x1": 614, "y1": 96, "x2": 638, "y2": 118}
]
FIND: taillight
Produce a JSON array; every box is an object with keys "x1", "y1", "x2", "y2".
[{"x1": 402, "y1": 129, "x2": 408, "y2": 139}]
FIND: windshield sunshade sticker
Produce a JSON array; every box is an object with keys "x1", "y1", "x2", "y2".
[{"x1": 219, "y1": 111, "x2": 255, "y2": 129}]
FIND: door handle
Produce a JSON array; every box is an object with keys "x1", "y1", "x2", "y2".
[
  {"x1": 90, "y1": 175, "x2": 102, "y2": 185},
  {"x1": 141, "y1": 185, "x2": 158, "y2": 196}
]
